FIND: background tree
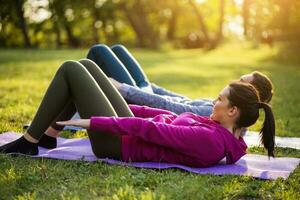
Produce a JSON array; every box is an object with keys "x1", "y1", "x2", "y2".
[
  {"x1": 119, "y1": 0, "x2": 159, "y2": 48},
  {"x1": 1, "y1": 0, "x2": 300, "y2": 49},
  {"x1": 166, "y1": 0, "x2": 180, "y2": 41},
  {"x1": 0, "y1": 0, "x2": 31, "y2": 47},
  {"x1": 188, "y1": 0, "x2": 211, "y2": 48},
  {"x1": 15, "y1": 0, "x2": 31, "y2": 47},
  {"x1": 49, "y1": 0, "x2": 79, "y2": 47},
  {"x1": 242, "y1": 0, "x2": 251, "y2": 37}
]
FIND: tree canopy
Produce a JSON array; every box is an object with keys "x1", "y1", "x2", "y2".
[{"x1": 0, "y1": 0, "x2": 299, "y2": 49}]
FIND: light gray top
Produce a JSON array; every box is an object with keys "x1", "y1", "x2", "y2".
[{"x1": 118, "y1": 83, "x2": 214, "y2": 116}]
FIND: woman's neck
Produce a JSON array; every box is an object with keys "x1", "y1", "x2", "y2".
[
  {"x1": 212, "y1": 118, "x2": 240, "y2": 139},
  {"x1": 221, "y1": 122, "x2": 240, "y2": 139}
]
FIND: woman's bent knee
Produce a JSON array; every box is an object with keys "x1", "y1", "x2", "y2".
[
  {"x1": 79, "y1": 58, "x2": 97, "y2": 66},
  {"x1": 78, "y1": 59, "x2": 102, "y2": 73},
  {"x1": 58, "y1": 60, "x2": 77, "y2": 72},
  {"x1": 111, "y1": 44, "x2": 126, "y2": 52},
  {"x1": 88, "y1": 44, "x2": 111, "y2": 55},
  {"x1": 58, "y1": 60, "x2": 85, "y2": 75}
]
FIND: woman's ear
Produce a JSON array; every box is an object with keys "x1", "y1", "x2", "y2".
[{"x1": 228, "y1": 106, "x2": 239, "y2": 117}]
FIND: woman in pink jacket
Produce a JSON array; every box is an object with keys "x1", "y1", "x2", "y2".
[{"x1": 0, "y1": 59, "x2": 275, "y2": 167}]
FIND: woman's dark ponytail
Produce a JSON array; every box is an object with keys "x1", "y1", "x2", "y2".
[
  {"x1": 228, "y1": 82, "x2": 276, "y2": 157},
  {"x1": 257, "y1": 102, "x2": 275, "y2": 157}
]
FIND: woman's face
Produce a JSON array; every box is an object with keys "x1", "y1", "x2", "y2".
[{"x1": 210, "y1": 86, "x2": 234, "y2": 123}]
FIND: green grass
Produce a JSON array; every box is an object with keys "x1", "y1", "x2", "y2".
[{"x1": 0, "y1": 43, "x2": 299, "y2": 199}]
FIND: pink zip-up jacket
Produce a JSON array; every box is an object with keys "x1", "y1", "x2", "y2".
[{"x1": 90, "y1": 105, "x2": 247, "y2": 167}]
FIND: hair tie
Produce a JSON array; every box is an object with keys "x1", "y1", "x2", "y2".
[{"x1": 256, "y1": 102, "x2": 265, "y2": 109}]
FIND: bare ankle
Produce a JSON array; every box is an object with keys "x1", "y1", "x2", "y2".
[
  {"x1": 45, "y1": 126, "x2": 60, "y2": 138},
  {"x1": 24, "y1": 133, "x2": 38, "y2": 143}
]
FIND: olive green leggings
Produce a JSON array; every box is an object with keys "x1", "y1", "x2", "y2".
[{"x1": 27, "y1": 59, "x2": 133, "y2": 159}]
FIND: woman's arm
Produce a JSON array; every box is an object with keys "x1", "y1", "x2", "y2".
[{"x1": 89, "y1": 116, "x2": 215, "y2": 157}]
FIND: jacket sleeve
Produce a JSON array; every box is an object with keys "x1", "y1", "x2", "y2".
[
  {"x1": 129, "y1": 104, "x2": 176, "y2": 118},
  {"x1": 90, "y1": 116, "x2": 215, "y2": 157}
]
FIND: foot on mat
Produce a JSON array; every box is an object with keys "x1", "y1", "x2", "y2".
[
  {"x1": 0, "y1": 136, "x2": 38, "y2": 155},
  {"x1": 38, "y1": 134, "x2": 57, "y2": 149}
]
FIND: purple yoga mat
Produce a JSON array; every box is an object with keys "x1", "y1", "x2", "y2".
[{"x1": 1, "y1": 132, "x2": 299, "y2": 180}]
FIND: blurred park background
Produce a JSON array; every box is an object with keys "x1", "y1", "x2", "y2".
[
  {"x1": 0, "y1": 0, "x2": 299, "y2": 135},
  {"x1": 0, "y1": 0, "x2": 300, "y2": 136},
  {"x1": 1, "y1": 0, "x2": 300, "y2": 49}
]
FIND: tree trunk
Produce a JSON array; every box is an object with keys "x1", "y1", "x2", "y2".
[
  {"x1": 0, "y1": 19, "x2": 6, "y2": 47},
  {"x1": 111, "y1": 13, "x2": 120, "y2": 42},
  {"x1": 134, "y1": 0, "x2": 158, "y2": 48},
  {"x1": 49, "y1": 0, "x2": 79, "y2": 47},
  {"x1": 167, "y1": 0, "x2": 179, "y2": 40},
  {"x1": 188, "y1": 0, "x2": 211, "y2": 46},
  {"x1": 53, "y1": 19, "x2": 62, "y2": 48},
  {"x1": 253, "y1": 1, "x2": 262, "y2": 48},
  {"x1": 279, "y1": 0, "x2": 291, "y2": 30},
  {"x1": 14, "y1": 0, "x2": 31, "y2": 47},
  {"x1": 92, "y1": 21, "x2": 99, "y2": 44},
  {"x1": 120, "y1": 3, "x2": 147, "y2": 47},
  {"x1": 119, "y1": 0, "x2": 158, "y2": 48},
  {"x1": 101, "y1": 18, "x2": 110, "y2": 43},
  {"x1": 242, "y1": 0, "x2": 251, "y2": 37},
  {"x1": 92, "y1": 0, "x2": 99, "y2": 44},
  {"x1": 63, "y1": 22, "x2": 79, "y2": 47},
  {"x1": 217, "y1": 0, "x2": 225, "y2": 42}
]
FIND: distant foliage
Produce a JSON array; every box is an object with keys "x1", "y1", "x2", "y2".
[{"x1": 0, "y1": 0, "x2": 299, "y2": 49}]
